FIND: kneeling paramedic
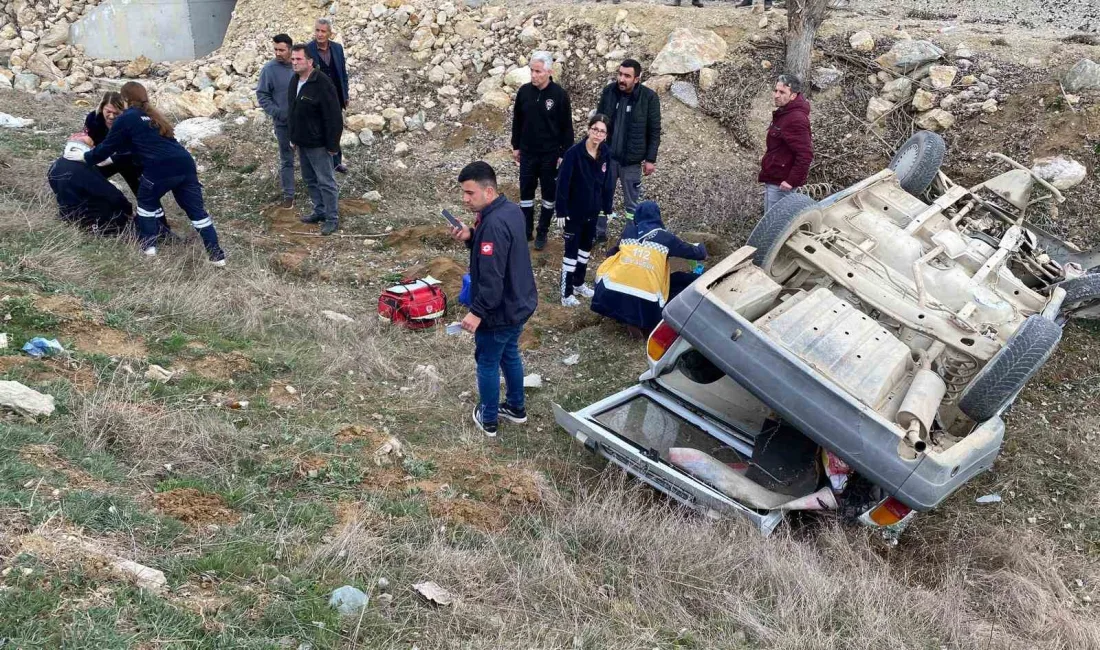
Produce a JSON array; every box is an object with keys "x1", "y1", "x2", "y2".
[{"x1": 49, "y1": 135, "x2": 132, "y2": 236}]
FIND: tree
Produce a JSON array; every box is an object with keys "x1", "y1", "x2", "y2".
[{"x1": 785, "y1": 0, "x2": 830, "y2": 87}]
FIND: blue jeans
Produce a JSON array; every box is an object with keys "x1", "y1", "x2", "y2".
[
  {"x1": 763, "y1": 183, "x2": 792, "y2": 216},
  {"x1": 474, "y1": 324, "x2": 525, "y2": 423}
]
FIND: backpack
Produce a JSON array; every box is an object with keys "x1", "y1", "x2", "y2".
[{"x1": 377, "y1": 277, "x2": 447, "y2": 330}]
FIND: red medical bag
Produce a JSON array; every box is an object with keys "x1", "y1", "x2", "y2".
[{"x1": 377, "y1": 278, "x2": 447, "y2": 330}]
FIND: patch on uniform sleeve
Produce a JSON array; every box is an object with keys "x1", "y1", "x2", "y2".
[{"x1": 480, "y1": 242, "x2": 495, "y2": 256}]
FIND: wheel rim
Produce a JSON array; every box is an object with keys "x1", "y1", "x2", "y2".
[{"x1": 892, "y1": 143, "x2": 919, "y2": 179}]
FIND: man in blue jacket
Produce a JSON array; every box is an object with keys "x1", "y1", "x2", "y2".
[
  {"x1": 450, "y1": 161, "x2": 538, "y2": 437},
  {"x1": 307, "y1": 18, "x2": 350, "y2": 173}
]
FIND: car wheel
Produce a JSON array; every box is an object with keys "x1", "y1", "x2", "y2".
[
  {"x1": 677, "y1": 349, "x2": 725, "y2": 384},
  {"x1": 1057, "y1": 273, "x2": 1100, "y2": 312},
  {"x1": 889, "y1": 130, "x2": 946, "y2": 197},
  {"x1": 746, "y1": 193, "x2": 821, "y2": 280},
  {"x1": 957, "y1": 315, "x2": 1062, "y2": 422}
]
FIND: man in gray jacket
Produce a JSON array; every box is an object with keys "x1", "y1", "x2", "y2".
[{"x1": 256, "y1": 34, "x2": 296, "y2": 208}]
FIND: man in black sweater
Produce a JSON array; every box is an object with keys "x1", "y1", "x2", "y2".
[
  {"x1": 511, "y1": 51, "x2": 574, "y2": 251},
  {"x1": 287, "y1": 44, "x2": 343, "y2": 236},
  {"x1": 595, "y1": 58, "x2": 662, "y2": 244},
  {"x1": 449, "y1": 162, "x2": 538, "y2": 437}
]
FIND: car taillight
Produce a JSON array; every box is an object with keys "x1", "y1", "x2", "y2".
[
  {"x1": 866, "y1": 497, "x2": 912, "y2": 527},
  {"x1": 647, "y1": 321, "x2": 679, "y2": 361}
]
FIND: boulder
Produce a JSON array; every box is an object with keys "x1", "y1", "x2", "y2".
[
  {"x1": 362, "y1": 113, "x2": 386, "y2": 132},
  {"x1": 428, "y1": 65, "x2": 446, "y2": 84},
  {"x1": 911, "y1": 88, "x2": 936, "y2": 112},
  {"x1": 346, "y1": 114, "x2": 373, "y2": 131},
  {"x1": 123, "y1": 55, "x2": 152, "y2": 78},
  {"x1": 476, "y1": 75, "x2": 501, "y2": 95},
  {"x1": 927, "y1": 65, "x2": 958, "y2": 90},
  {"x1": 478, "y1": 89, "x2": 512, "y2": 110},
  {"x1": 504, "y1": 66, "x2": 531, "y2": 87},
  {"x1": 1031, "y1": 156, "x2": 1088, "y2": 190},
  {"x1": 0, "y1": 75, "x2": 12, "y2": 90},
  {"x1": 644, "y1": 75, "x2": 675, "y2": 94},
  {"x1": 880, "y1": 77, "x2": 913, "y2": 102},
  {"x1": 177, "y1": 90, "x2": 219, "y2": 118},
  {"x1": 866, "y1": 96, "x2": 895, "y2": 125},
  {"x1": 232, "y1": 50, "x2": 254, "y2": 76},
  {"x1": 174, "y1": 117, "x2": 223, "y2": 146},
  {"x1": 0, "y1": 112, "x2": 33, "y2": 128},
  {"x1": 812, "y1": 66, "x2": 843, "y2": 90},
  {"x1": 26, "y1": 52, "x2": 62, "y2": 80},
  {"x1": 0, "y1": 380, "x2": 55, "y2": 417},
  {"x1": 1063, "y1": 59, "x2": 1100, "y2": 93},
  {"x1": 518, "y1": 25, "x2": 540, "y2": 45},
  {"x1": 980, "y1": 98, "x2": 998, "y2": 114},
  {"x1": 650, "y1": 28, "x2": 728, "y2": 75},
  {"x1": 410, "y1": 27, "x2": 435, "y2": 52},
  {"x1": 40, "y1": 23, "x2": 69, "y2": 48},
  {"x1": 670, "y1": 81, "x2": 698, "y2": 108},
  {"x1": 340, "y1": 130, "x2": 360, "y2": 149},
  {"x1": 13, "y1": 72, "x2": 38, "y2": 92},
  {"x1": 875, "y1": 40, "x2": 944, "y2": 73},
  {"x1": 914, "y1": 108, "x2": 955, "y2": 132},
  {"x1": 849, "y1": 30, "x2": 874, "y2": 52}
]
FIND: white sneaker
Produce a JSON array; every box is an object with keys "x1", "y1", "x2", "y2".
[
  {"x1": 209, "y1": 258, "x2": 227, "y2": 268},
  {"x1": 561, "y1": 295, "x2": 581, "y2": 307},
  {"x1": 143, "y1": 246, "x2": 157, "y2": 257},
  {"x1": 574, "y1": 283, "x2": 595, "y2": 298}
]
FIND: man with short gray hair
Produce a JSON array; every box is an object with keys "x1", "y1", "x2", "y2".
[
  {"x1": 308, "y1": 17, "x2": 350, "y2": 173},
  {"x1": 511, "y1": 51, "x2": 574, "y2": 250},
  {"x1": 757, "y1": 74, "x2": 813, "y2": 215}
]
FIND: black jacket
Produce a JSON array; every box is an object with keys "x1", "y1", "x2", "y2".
[
  {"x1": 49, "y1": 157, "x2": 132, "y2": 231},
  {"x1": 466, "y1": 195, "x2": 538, "y2": 330},
  {"x1": 287, "y1": 69, "x2": 343, "y2": 152},
  {"x1": 596, "y1": 82, "x2": 662, "y2": 166},
  {"x1": 556, "y1": 138, "x2": 614, "y2": 220},
  {"x1": 511, "y1": 79, "x2": 574, "y2": 156}
]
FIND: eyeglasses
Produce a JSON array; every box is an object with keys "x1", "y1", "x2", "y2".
[{"x1": 589, "y1": 127, "x2": 607, "y2": 134}]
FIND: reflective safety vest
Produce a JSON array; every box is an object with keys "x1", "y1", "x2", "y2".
[{"x1": 595, "y1": 230, "x2": 671, "y2": 306}]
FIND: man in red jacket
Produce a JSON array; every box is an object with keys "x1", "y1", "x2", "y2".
[{"x1": 757, "y1": 74, "x2": 813, "y2": 215}]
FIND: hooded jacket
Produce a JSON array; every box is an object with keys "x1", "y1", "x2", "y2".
[
  {"x1": 592, "y1": 201, "x2": 706, "y2": 331},
  {"x1": 286, "y1": 68, "x2": 343, "y2": 152},
  {"x1": 466, "y1": 195, "x2": 539, "y2": 330},
  {"x1": 556, "y1": 137, "x2": 614, "y2": 220},
  {"x1": 596, "y1": 82, "x2": 662, "y2": 166},
  {"x1": 757, "y1": 94, "x2": 813, "y2": 187}
]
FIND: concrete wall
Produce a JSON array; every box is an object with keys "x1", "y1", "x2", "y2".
[{"x1": 71, "y1": 0, "x2": 236, "y2": 62}]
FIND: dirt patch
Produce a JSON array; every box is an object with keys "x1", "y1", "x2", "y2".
[
  {"x1": 20, "y1": 444, "x2": 105, "y2": 490},
  {"x1": 384, "y1": 225, "x2": 454, "y2": 255},
  {"x1": 335, "y1": 424, "x2": 386, "y2": 444},
  {"x1": 0, "y1": 356, "x2": 97, "y2": 390},
  {"x1": 266, "y1": 381, "x2": 301, "y2": 408},
  {"x1": 465, "y1": 103, "x2": 507, "y2": 132},
  {"x1": 270, "y1": 249, "x2": 311, "y2": 275},
  {"x1": 260, "y1": 205, "x2": 325, "y2": 246},
  {"x1": 58, "y1": 322, "x2": 147, "y2": 359},
  {"x1": 338, "y1": 199, "x2": 376, "y2": 218},
  {"x1": 518, "y1": 329, "x2": 541, "y2": 351},
  {"x1": 188, "y1": 352, "x2": 255, "y2": 382},
  {"x1": 295, "y1": 455, "x2": 327, "y2": 479},
  {"x1": 33, "y1": 294, "x2": 88, "y2": 320},
  {"x1": 445, "y1": 124, "x2": 476, "y2": 149},
  {"x1": 153, "y1": 488, "x2": 239, "y2": 526},
  {"x1": 402, "y1": 256, "x2": 466, "y2": 299},
  {"x1": 530, "y1": 304, "x2": 604, "y2": 334}
]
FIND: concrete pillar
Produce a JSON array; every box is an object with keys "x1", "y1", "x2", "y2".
[{"x1": 71, "y1": 0, "x2": 236, "y2": 62}]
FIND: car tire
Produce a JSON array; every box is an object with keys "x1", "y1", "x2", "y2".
[
  {"x1": 747, "y1": 192, "x2": 820, "y2": 277},
  {"x1": 1057, "y1": 273, "x2": 1100, "y2": 311},
  {"x1": 957, "y1": 315, "x2": 1062, "y2": 422},
  {"x1": 889, "y1": 130, "x2": 946, "y2": 197}
]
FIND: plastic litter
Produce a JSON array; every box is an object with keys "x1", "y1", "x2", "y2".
[
  {"x1": 822, "y1": 449, "x2": 853, "y2": 493},
  {"x1": 562, "y1": 354, "x2": 580, "y2": 366},
  {"x1": 328, "y1": 585, "x2": 369, "y2": 615},
  {"x1": 21, "y1": 337, "x2": 63, "y2": 358},
  {"x1": 0, "y1": 333, "x2": 7, "y2": 349},
  {"x1": 445, "y1": 322, "x2": 463, "y2": 335},
  {"x1": 976, "y1": 494, "x2": 1002, "y2": 504},
  {"x1": 523, "y1": 373, "x2": 543, "y2": 389}
]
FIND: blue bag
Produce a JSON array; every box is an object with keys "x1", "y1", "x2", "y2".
[{"x1": 458, "y1": 273, "x2": 472, "y2": 307}]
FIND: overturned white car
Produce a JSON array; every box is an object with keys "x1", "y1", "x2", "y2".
[{"x1": 556, "y1": 131, "x2": 1100, "y2": 536}]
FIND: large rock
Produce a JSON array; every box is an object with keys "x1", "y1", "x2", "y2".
[
  {"x1": 927, "y1": 65, "x2": 958, "y2": 90},
  {"x1": 880, "y1": 77, "x2": 913, "y2": 102},
  {"x1": 914, "y1": 108, "x2": 955, "y2": 132},
  {"x1": 232, "y1": 50, "x2": 254, "y2": 76},
  {"x1": 340, "y1": 130, "x2": 360, "y2": 149},
  {"x1": 518, "y1": 25, "x2": 540, "y2": 45},
  {"x1": 476, "y1": 75, "x2": 501, "y2": 95},
  {"x1": 651, "y1": 28, "x2": 728, "y2": 75},
  {"x1": 362, "y1": 114, "x2": 386, "y2": 132},
  {"x1": 698, "y1": 67, "x2": 719, "y2": 91},
  {"x1": 911, "y1": 88, "x2": 936, "y2": 112},
  {"x1": 124, "y1": 55, "x2": 152, "y2": 78},
  {"x1": 26, "y1": 52, "x2": 63, "y2": 80},
  {"x1": 866, "y1": 96, "x2": 895, "y2": 125},
  {"x1": 0, "y1": 112, "x2": 34, "y2": 128},
  {"x1": 174, "y1": 117, "x2": 223, "y2": 146},
  {"x1": 346, "y1": 114, "x2": 372, "y2": 131},
  {"x1": 849, "y1": 30, "x2": 874, "y2": 52},
  {"x1": 410, "y1": 27, "x2": 435, "y2": 52},
  {"x1": 0, "y1": 380, "x2": 55, "y2": 417},
  {"x1": 504, "y1": 66, "x2": 531, "y2": 87},
  {"x1": 40, "y1": 23, "x2": 69, "y2": 48},
  {"x1": 13, "y1": 72, "x2": 39, "y2": 92},
  {"x1": 478, "y1": 90, "x2": 512, "y2": 110},
  {"x1": 177, "y1": 90, "x2": 219, "y2": 118},
  {"x1": 812, "y1": 66, "x2": 843, "y2": 90},
  {"x1": 876, "y1": 40, "x2": 944, "y2": 73},
  {"x1": 1031, "y1": 156, "x2": 1088, "y2": 190},
  {"x1": 670, "y1": 81, "x2": 698, "y2": 108},
  {"x1": 1063, "y1": 59, "x2": 1100, "y2": 93}
]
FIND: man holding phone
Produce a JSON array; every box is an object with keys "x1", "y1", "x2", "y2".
[{"x1": 449, "y1": 161, "x2": 538, "y2": 437}]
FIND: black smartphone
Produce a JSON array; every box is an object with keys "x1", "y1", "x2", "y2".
[{"x1": 441, "y1": 209, "x2": 463, "y2": 229}]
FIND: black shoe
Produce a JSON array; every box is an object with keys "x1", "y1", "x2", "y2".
[
  {"x1": 498, "y1": 403, "x2": 528, "y2": 424},
  {"x1": 335, "y1": 164, "x2": 348, "y2": 174},
  {"x1": 692, "y1": 0, "x2": 703, "y2": 6},
  {"x1": 300, "y1": 214, "x2": 324, "y2": 224},
  {"x1": 534, "y1": 234, "x2": 547, "y2": 251},
  {"x1": 472, "y1": 405, "x2": 498, "y2": 437},
  {"x1": 667, "y1": 0, "x2": 682, "y2": 5},
  {"x1": 321, "y1": 221, "x2": 339, "y2": 236}
]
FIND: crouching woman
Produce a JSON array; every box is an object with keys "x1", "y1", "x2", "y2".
[{"x1": 590, "y1": 201, "x2": 707, "y2": 336}]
